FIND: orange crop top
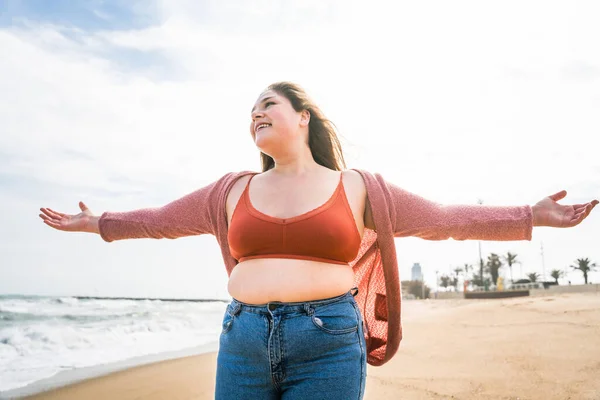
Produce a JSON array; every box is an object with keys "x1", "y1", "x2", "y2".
[{"x1": 227, "y1": 173, "x2": 362, "y2": 265}]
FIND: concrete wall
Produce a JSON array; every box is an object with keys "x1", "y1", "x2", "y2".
[
  {"x1": 433, "y1": 291, "x2": 463, "y2": 300},
  {"x1": 431, "y1": 284, "x2": 599, "y2": 300},
  {"x1": 530, "y1": 283, "x2": 600, "y2": 297}
]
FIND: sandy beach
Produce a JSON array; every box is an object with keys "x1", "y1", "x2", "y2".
[{"x1": 22, "y1": 292, "x2": 600, "y2": 400}]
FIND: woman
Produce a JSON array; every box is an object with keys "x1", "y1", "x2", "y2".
[{"x1": 39, "y1": 82, "x2": 598, "y2": 400}]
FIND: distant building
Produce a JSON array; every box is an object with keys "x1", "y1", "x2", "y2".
[{"x1": 411, "y1": 262, "x2": 423, "y2": 281}]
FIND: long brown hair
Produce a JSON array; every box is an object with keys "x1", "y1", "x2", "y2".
[{"x1": 259, "y1": 82, "x2": 347, "y2": 172}]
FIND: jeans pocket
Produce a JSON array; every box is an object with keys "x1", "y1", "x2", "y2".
[
  {"x1": 221, "y1": 306, "x2": 234, "y2": 335},
  {"x1": 310, "y1": 301, "x2": 359, "y2": 335}
]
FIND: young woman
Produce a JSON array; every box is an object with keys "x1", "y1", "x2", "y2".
[{"x1": 40, "y1": 82, "x2": 598, "y2": 399}]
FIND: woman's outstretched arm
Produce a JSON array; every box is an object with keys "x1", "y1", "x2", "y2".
[
  {"x1": 39, "y1": 175, "x2": 228, "y2": 242},
  {"x1": 387, "y1": 181, "x2": 598, "y2": 241}
]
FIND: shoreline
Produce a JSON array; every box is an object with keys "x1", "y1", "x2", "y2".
[
  {"x1": 0, "y1": 342, "x2": 218, "y2": 399},
  {"x1": 6, "y1": 292, "x2": 600, "y2": 399}
]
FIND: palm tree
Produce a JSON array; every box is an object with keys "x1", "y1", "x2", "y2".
[
  {"x1": 470, "y1": 272, "x2": 484, "y2": 288},
  {"x1": 463, "y1": 263, "x2": 472, "y2": 276},
  {"x1": 450, "y1": 276, "x2": 459, "y2": 291},
  {"x1": 478, "y1": 257, "x2": 485, "y2": 285},
  {"x1": 570, "y1": 258, "x2": 598, "y2": 284},
  {"x1": 453, "y1": 267, "x2": 463, "y2": 291},
  {"x1": 487, "y1": 253, "x2": 503, "y2": 286},
  {"x1": 550, "y1": 269, "x2": 564, "y2": 285},
  {"x1": 527, "y1": 272, "x2": 540, "y2": 282},
  {"x1": 502, "y1": 252, "x2": 519, "y2": 283},
  {"x1": 440, "y1": 275, "x2": 451, "y2": 290}
]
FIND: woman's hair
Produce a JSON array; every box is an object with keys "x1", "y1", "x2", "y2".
[{"x1": 259, "y1": 82, "x2": 347, "y2": 172}]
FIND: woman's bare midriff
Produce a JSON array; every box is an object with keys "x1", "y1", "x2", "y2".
[{"x1": 227, "y1": 258, "x2": 355, "y2": 304}]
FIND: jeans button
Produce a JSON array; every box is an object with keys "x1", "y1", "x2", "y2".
[{"x1": 268, "y1": 303, "x2": 277, "y2": 311}]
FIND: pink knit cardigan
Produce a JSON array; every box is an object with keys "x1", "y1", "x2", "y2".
[{"x1": 98, "y1": 169, "x2": 533, "y2": 366}]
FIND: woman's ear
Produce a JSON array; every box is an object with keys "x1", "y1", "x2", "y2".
[{"x1": 300, "y1": 110, "x2": 310, "y2": 127}]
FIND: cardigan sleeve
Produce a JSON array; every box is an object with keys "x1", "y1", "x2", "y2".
[
  {"x1": 385, "y1": 181, "x2": 533, "y2": 241},
  {"x1": 98, "y1": 175, "x2": 226, "y2": 242}
]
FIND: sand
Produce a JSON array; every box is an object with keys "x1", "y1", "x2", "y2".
[{"x1": 24, "y1": 292, "x2": 600, "y2": 400}]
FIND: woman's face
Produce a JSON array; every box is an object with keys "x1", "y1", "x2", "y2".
[{"x1": 249, "y1": 90, "x2": 308, "y2": 150}]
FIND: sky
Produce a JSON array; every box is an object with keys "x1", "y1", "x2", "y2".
[{"x1": 1, "y1": 0, "x2": 599, "y2": 300}]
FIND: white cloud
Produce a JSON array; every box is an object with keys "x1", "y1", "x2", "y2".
[{"x1": 1, "y1": 0, "x2": 599, "y2": 298}]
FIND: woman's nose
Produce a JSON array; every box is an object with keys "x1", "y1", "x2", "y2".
[{"x1": 251, "y1": 109, "x2": 264, "y2": 120}]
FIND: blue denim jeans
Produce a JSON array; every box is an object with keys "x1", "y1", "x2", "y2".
[{"x1": 215, "y1": 287, "x2": 367, "y2": 399}]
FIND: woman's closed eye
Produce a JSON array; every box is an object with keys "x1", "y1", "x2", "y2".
[{"x1": 265, "y1": 101, "x2": 275, "y2": 108}]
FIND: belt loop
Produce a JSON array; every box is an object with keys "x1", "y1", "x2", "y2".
[
  {"x1": 303, "y1": 303, "x2": 314, "y2": 316},
  {"x1": 350, "y1": 287, "x2": 359, "y2": 297},
  {"x1": 230, "y1": 301, "x2": 242, "y2": 316}
]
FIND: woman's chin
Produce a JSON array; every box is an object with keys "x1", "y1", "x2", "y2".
[{"x1": 255, "y1": 136, "x2": 274, "y2": 149}]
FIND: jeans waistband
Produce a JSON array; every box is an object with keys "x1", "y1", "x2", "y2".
[{"x1": 228, "y1": 287, "x2": 358, "y2": 316}]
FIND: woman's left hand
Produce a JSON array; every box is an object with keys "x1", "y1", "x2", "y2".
[{"x1": 532, "y1": 190, "x2": 598, "y2": 227}]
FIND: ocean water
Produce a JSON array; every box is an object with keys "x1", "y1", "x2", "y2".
[{"x1": 0, "y1": 294, "x2": 228, "y2": 393}]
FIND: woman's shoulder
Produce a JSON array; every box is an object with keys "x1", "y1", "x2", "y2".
[
  {"x1": 343, "y1": 168, "x2": 382, "y2": 191},
  {"x1": 224, "y1": 170, "x2": 258, "y2": 195},
  {"x1": 221, "y1": 170, "x2": 259, "y2": 185},
  {"x1": 345, "y1": 168, "x2": 391, "y2": 188},
  {"x1": 229, "y1": 170, "x2": 260, "y2": 178},
  {"x1": 201, "y1": 170, "x2": 258, "y2": 199},
  {"x1": 342, "y1": 169, "x2": 366, "y2": 189}
]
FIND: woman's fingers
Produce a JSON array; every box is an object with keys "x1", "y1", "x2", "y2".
[
  {"x1": 567, "y1": 201, "x2": 596, "y2": 217},
  {"x1": 580, "y1": 202, "x2": 595, "y2": 218},
  {"x1": 40, "y1": 207, "x2": 64, "y2": 220},
  {"x1": 39, "y1": 211, "x2": 59, "y2": 223},
  {"x1": 572, "y1": 201, "x2": 597, "y2": 212},
  {"x1": 47, "y1": 208, "x2": 66, "y2": 218},
  {"x1": 564, "y1": 204, "x2": 588, "y2": 226},
  {"x1": 39, "y1": 212, "x2": 61, "y2": 224},
  {"x1": 560, "y1": 201, "x2": 597, "y2": 228},
  {"x1": 44, "y1": 219, "x2": 69, "y2": 231},
  {"x1": 572, "y1": 204, "x2": 592, "y2": 224},
  {"x1": 40, "y1": 216, "x2": 61, "y2": 229},
  {"x1": 567, "y1": 212, "x2": 585, "y2": 227},
  {"x1": 47, "y1": 208, "x2": 66, "y2": 217},
  {"x1": 39, "y1": 207, "x2": 73, "y2": 231},
  {"x1": 585, "y1": 202, "x2": 596, "y2": 217},
  {"x1": 39, "y1": 208, "x2": 53, "y2": 218},
  {"x1": 549, "y1": 190, "x2": 567, "y2": 202}
]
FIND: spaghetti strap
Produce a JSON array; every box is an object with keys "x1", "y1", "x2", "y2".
[{"x1": 244, "y1": 174, "x2": 256, "y2": 196}]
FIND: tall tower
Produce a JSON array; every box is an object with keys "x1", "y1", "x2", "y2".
[{"x1": 411, "y1": 263, "x2": 423, "y2": 281}]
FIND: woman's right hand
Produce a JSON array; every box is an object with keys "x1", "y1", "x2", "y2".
[{"x1": 39, "y1": 201, "x2": 100, "y2": 234}]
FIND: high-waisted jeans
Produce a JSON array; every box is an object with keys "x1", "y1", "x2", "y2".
[{"x1": 215, "y1": 287, "x2": 367, "y2": 400}]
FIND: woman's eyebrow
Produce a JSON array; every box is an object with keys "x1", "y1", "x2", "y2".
[{"x1": 251, "y1": 96, "x2": 275, "y2": 113}]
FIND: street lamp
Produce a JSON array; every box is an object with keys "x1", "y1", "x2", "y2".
[
  {"x1": 477, "y1": 199, "x2": 484, "y2": 286},
  {"x1": 540, "y1": 241, "x2": 546, "y2": 283}
]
